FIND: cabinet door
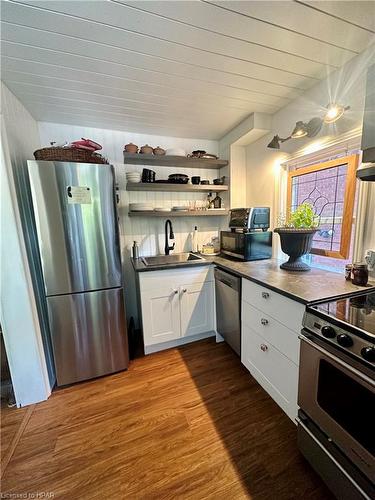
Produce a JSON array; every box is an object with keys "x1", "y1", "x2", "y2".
[
  {"x1": 141, "y1": 286, "x2": 180, "y2": 346},
  {"x1": 180, "y1": 282, "x2": 214, "y2": 337}
]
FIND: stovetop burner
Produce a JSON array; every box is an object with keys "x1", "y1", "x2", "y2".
[
  {"x1": 304, "y1": 290, "x2": 375, "y2": 367},
  {"x1": 312, "y1": 291, "x2": 375, "y2": 339}
]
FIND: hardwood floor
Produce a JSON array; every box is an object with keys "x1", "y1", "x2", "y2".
[
  {"x1": 1, "y1": 339, "x2": 333, "y2": 499},
  {"x1": 1, "y1": 401, "x2": 30, "y2": 467}
]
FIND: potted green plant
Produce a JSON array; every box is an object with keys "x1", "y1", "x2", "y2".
[{"x1": 274, "y1": 203, "x2": 319, "y2": 271}]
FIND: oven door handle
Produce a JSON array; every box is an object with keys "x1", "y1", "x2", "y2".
[
  {"x1": 296, "y1": 417, "x2": 372, "y2": 500},
  {"x1": 299, "y1": 334, "x2": 375, "y2": 387}
]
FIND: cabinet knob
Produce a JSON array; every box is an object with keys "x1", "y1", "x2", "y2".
[
  {"x1": 182, "y1": 288, "x2": 187, "y2": 293},
  {"x1": 262, "y1": 292, "x2": 270, "y2": 299},
  {"x1": 260, "y1": 344, "x2": 268, "y2": 352},
  {"x1": 173, "y1": 289, "x2": 178, "y2": 294},
  {"x1": 261, "y1": 318, "x2": 269, "y2": 325}
]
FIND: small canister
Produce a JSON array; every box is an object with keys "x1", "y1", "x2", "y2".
[
  {"x1": 351, "y1": 263, "x2": 369, "y2": 286},
  {"x1": 345, "y1": 264, "x2": 352, "y2": 281}
]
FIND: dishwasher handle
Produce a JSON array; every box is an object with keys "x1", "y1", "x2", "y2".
[{"x1": 214, "y1": 268, "x2": 241, "y2": 291}]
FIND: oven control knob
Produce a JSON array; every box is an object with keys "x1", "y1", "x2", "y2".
[
  {"x1": 321, "y1": 325, "x2": 336, "y2": 338},
  {"x1": 337, "y1": 334, "x2": 353, "y2": 348},
  {"x1": 361, "y1": 346, "x2": 375, "y2": 362}
]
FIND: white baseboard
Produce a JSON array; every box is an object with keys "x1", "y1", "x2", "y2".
[
  {"x1": 144, "y1": 331, "x2": 215, "y2": 354},
  {"x1": 215, "y1": 332, "x2": 224, "y2": 343}
]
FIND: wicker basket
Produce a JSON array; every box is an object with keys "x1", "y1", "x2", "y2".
[{"x1": 33, "y1": 147, "x2": 108, "y2": 164}]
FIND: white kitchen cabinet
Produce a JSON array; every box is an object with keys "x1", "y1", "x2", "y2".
[
  {"x1": 242, "y1": 279, "x2": 305, "y2": 333},
  {"x1": 141, "y1": 285, "x2": 180, "y2": 345},
  {"x1": 180, "y1": 282, "x2": 214, "y2": 337},
  {"x1": 242, "y1": 322, "x2": 299, "y2": 421},
  {"x1": 139, "y1": 267, "x2": 215, "y2": 352},
  {"x1": 241, "y1": 279, "x2": 304, "y2": 422}
]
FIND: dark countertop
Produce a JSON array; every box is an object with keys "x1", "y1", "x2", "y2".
[
  {"x1": 210, "y1": 257, "x2": 374, "y2": 304},
  {"x1": 132, "y1": 255, "x2": 374, "y2": 304}
]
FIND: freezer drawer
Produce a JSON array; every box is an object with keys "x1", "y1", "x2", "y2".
[
  {"x1": 215, "y1": 268, "x2": 241, "y2": 355},
  {"x1": 47, "y1": 288, "x2": 128, "y2": 386}
]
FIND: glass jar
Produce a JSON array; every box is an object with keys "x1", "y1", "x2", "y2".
[
  {"x1": 351, "y1": 263, "x2": 369, "y2": 286},
  {"x1": 345, "y1": 264, "x2": 352, "y2": 281}
]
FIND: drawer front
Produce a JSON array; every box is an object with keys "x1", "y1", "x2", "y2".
[
  {"x1": 242, "y1": 279, "x2": 305, "y2": 333},
  {"x1": 242, "y1": 301, "x2": 300, "y2": 365},
  {"x1": 139, "y1": 266, "x2": 214, "y2": 291},
  {"x1": 241, "y1": 323, "x2": 298, "y2": 421}
]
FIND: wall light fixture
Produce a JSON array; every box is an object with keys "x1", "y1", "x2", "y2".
[{"x1": 267, "y1": 103, "x2": 349, "y2": 149}]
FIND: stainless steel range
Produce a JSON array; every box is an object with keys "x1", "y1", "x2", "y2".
[{"x1": 298, "y1": 291, "x2": 375, "y2": 500}]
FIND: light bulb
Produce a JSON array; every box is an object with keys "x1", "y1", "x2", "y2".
[
  {"x1": 291, "y1": 121, "x2": 308, "y2": 138},
  {"x1": 324, "y1": 103, "x2": 348, "y2": 123}
]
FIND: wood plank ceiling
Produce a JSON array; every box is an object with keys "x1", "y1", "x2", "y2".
[{"x1": 1, "y1": 0, "x2": 374, "y2": 139}]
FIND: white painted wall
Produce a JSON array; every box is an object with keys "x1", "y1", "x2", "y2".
[
  {"x1": 1, "y1": 83, "x2": 51, "y2": 406},
  {"x1": 218, "y1": 112, "x2": 272, "y2": 209},
  {"x1": 245, "y1": 45, "x2": 375, "y2": 261},
  {"x1": 38, "y1": 122, "x2": 223, "y2": 324}
]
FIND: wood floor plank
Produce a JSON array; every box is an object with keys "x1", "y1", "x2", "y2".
[
  {"x1": 1, "y1": 339, "x2": 333, "y2": 499},
  {"x1": 1, "y1": 403, "x2": 35, "y2": 477}
]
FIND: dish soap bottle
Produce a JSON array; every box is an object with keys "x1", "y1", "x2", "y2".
[
  {"x1": 192, "y1": 226, "x2": 199, "y2": 253},
  {"x1": 132, "y1": 241, "x2": 139, "y2": 259},
  {"x1": 213, "y1": 192, "x2": 222, "y2": 209}
]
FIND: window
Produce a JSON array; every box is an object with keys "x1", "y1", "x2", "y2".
[{"x1": 287, "y1": 155, "x2": 359, "y2": 270}]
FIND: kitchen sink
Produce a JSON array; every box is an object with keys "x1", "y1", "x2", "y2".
[{"x1": 141, "y1": 253, "x2": 205, "y2": 267}]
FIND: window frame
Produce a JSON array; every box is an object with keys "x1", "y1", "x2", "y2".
[{"x1": 286, "y1": 154, "x2": 359, "y2": 260}]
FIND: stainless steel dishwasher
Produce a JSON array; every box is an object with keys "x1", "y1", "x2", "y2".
[{"x1": 214, "y1": 267, "x2": 241, "y2": 356}]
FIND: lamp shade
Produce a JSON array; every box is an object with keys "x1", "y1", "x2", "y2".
[
  {"x1": 267, "y1": 135, "x2": 280, "y2": 149},
  {"x1": 291, "y1": 121, "x2": 308, "y2": 138},
  {"x1": 306, "y1": 117, "x2": 323, "y2": 137},
  {"x1": 324, "y1": 103, "x2": 349, "y2": 123}
]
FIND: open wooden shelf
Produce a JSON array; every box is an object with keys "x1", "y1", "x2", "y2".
[
  {"x1": 128, "y1": 210, "x2": 229, "y2": 217},
  {"x1": 123, "y1": 153, "x2": 228, "y2": 169},
  {"x1": 126, "y1": 182, "x2": 228, "y2": 192}
]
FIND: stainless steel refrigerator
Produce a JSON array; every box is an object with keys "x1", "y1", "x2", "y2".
[{"x1": 27, "y1": 160, "x2": 129, "y2": 386}]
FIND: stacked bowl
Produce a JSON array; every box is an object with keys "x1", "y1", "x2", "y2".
[{"x1": 126, "y1": 171, "x2": 141, "y2": 183}]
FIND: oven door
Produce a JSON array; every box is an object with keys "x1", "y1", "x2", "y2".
[{"x1": 298, "y1": 332, "x2": 375, "y2": 482}]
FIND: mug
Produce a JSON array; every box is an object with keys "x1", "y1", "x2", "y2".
[{"x1": 191, "y1": 176, "x2": 201, "y2": 185}]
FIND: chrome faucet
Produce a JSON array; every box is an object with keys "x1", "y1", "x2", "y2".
[{"x1": 164, "y1": 219, "x2": 175, "y2": 255}]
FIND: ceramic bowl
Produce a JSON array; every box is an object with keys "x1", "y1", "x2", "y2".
[
  {"x1": 124, "y1": 143, "x2": 138, "y2": 153},
  {"x1": 140, "y1": 144, "x2": 154, "y2": 154},
  {"x1": 153, "y1": 146, "x2": 165, "y2": 155}
]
